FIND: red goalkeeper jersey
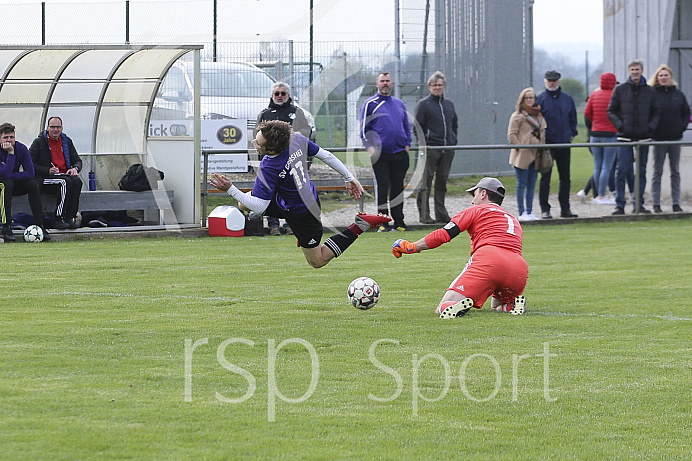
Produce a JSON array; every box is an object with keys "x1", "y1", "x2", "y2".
[{"x1": 426, "y1": 203, "x2": 523, "y2": 255}]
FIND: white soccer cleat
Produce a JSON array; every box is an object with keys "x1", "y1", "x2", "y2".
[
  {"x1": 509, "y1": 295, "x2": 526, "y2": 315},
  {"x1": 439, "y1": 298, "x2": 474, "y2": 319}
]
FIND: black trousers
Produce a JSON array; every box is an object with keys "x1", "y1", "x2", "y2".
[
  {"x1": 40, "y1": 174, "x2": 82, "y2": 219},
  {"x1": 416, "y1": 148, "x2": 454, "y2": 221},
  {"x1": 371, "y1": 150, "x2": 410, "y2": 227},
  {"x1": 0, "y1": 178, "x2": 45, "y2": 227},
  {"x1": 539, "y1": 147, "x2": 572, "y2": 214}
]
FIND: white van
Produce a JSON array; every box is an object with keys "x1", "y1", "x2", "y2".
[
  {"x1": 152, "y1": 60, "x2": 274, "y2": 123},
  {"x1": 151, "y1": 60, "x2": 313, "y2": 152}
]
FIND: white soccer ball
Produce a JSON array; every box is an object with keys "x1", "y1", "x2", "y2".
[
  {"x1": 23, "y1": 225, "x2": 44, "y2": 243},
  {"x1": 347, "y1": 277, "x2": 380, "y2": 310}
]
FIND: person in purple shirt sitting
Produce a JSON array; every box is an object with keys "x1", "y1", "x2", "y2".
[
  {"x1": 0, "y1": 122, "x2": 50, "y2": 242},
  {"x1": 210, "y1": 120, "x2": 391, "y2": 268}
]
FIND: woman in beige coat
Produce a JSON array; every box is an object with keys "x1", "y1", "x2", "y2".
[{"x1": 508, "y1": 87, "x2": 546, "y2": 221}]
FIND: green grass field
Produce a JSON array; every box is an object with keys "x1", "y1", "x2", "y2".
[{"x1": 2, "y1": 218, "x2": 691, "y2": 459}]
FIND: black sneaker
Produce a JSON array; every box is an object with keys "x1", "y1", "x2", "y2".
[
  {"x1": 612, "y1": 207, "x2": 625, "y2": 215},
  {"x1": 637, "y1": 206, "x2": 652, "y2": 214},
  {"x1": 541, "y1": 211, "x2": 552, "y2": 219},
  {"x1": 560, "y1": 211, "x2": 578, "y2": 218},
  {"x1": 2, "y1": 225, "x2": 16, "y2": 242},
  {"x1": 653, "y1": 205, "x2": 663, "y2": 213},
  {"x1": 54, "y1": 217, "x2": 69, "y2": 229},
  {"x1": 672, "y1": 205, "x2": 683, "y2": 213}
]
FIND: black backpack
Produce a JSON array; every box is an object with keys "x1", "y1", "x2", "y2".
[{"x1": 118, "y1": 164, "x2": 165, "y2": 191}]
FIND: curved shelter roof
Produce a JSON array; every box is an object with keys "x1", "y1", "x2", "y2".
[{"x1": 0, "y1": 45, "x2": 201, "y2": 154}]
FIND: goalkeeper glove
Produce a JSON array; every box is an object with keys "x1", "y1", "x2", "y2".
[{"x1": 392, "y1": 239, "x2": 418, "y2": 258}]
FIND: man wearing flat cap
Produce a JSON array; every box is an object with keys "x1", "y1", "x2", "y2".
[
  {"x1": 391, "y1": 177, "x2": 528, "y2": 319},
  {"x1": 536, "y1": 70, "x2": 578, "y2": 219}
]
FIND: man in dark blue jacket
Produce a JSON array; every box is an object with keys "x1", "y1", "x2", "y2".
[
  {"x1": 414, "y1": 71, "x2": 458, "y2": 224},
  {"x1": 607, "y1": 59, "x2": 661, "y2": 215},
  {"x1": 536, "y1": 70, "x2": 578, "y2": 219},
  {"x1": 0, "y1": 123, "x2": 50, "y2": 242},
  {"x1": 360, "y1": 72, "x2": 412, "y2": 231}
]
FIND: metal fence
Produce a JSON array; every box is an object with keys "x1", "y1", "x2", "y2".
[{"x1": 4, "y1": 0, "x2": 531, "y2": 178}]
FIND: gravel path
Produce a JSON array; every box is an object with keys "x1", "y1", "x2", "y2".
[{"x1": 322, "y1": 190, "x2": 690, "y2": 229}]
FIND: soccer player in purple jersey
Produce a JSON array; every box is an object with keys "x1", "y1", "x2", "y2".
[{"x1": 210, "y1": 120, "x2": 391, "y2": 268}]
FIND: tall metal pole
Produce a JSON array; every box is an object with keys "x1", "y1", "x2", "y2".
[
  {"x1": 585, "y1": 50, "x2": 589, "y2": 95},
  {"x1": 125, "y1": 1, "x2": 130, "y2": 44},
  {"x1": 213, "y1": 0, "x2": 218, "y2": 62},
  {"x1": 41, "y1": 2, "x2": 45, "y2": 45},
  {"x1": 394, "y1": 0, "x2": 401, "y2": 98},
  {"x1": 309, "y1": 0, "x2": 314, "y2": 115}
]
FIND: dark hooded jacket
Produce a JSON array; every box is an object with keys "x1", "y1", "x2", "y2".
[
  {"x1": 651, "y1": 84, "x2": 690, "y2": 141},
  {"x1": 607, "y1": 75, "x2": 660, "y2": 140}
]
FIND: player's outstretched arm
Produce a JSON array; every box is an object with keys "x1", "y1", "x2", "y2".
[
  {"x1": 345, "y1": 177, "x2": 364, "y2": 200},
  {"x1": 209, "y1": 173, "x2": 232, "y2": 192},
  {"x1": 391, "y1": 238, "x2": 430, "y2": 258}
]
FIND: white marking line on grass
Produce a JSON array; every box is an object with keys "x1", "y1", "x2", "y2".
[
  {"x1": 530, "y1": 311, "x2": 692, "y2": 321},
  {"x1": 50, "y1": 291, "x2": 237, "y2": 302}
]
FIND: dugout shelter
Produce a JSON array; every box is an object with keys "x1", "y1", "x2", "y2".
[{"x1": 0, "y1": 45, "x2": 203, "y2": 227}]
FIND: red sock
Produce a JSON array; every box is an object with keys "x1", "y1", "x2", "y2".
[{"x1": 348, "y1": 223, "x2": 363, "y2": 236}]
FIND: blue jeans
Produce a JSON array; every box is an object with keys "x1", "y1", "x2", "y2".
[
  {"x1": 615, "y1": 143, "x2": 649, "y2": 209},
  {"x1": 514, "y1": 163, "x2": 538, "y2": 215},
  {"x1": 590, "y1": 136, "x2": 617, "y2": 197},
  {"x1": 652, "y1": 144, "x2": 681, "y2": 206}
]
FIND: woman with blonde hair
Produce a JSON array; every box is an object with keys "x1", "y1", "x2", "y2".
[
  {"x1": 649, "y1": 64, "x2": 690, "y2": 213},
  {"x1": 507, "y1": 87, "x2": 545, "y2": 221}
]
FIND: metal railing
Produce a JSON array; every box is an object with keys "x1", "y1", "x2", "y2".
[{"x1": 201, "y1": 139, "x2": 692, "y2": 225}]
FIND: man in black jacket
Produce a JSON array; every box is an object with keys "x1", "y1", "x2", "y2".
[
  {"x1": 413, "y1": 71, "x2": 458, "y2": 224},
  {"x1": 607, "y1": 59, "x2": 661, "y2": 214},
  {"x1": 29, "y1": 116, "x2": 83, "y2": 229},
  {"x1": 255, "y1": 83, "x2": 314, "y2": 235}
]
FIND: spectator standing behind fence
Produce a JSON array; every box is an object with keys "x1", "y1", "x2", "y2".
[
  {"x1": 413, "y1": 71, "x2": 458, "y2": 224},
  {"x1": 29, "y1": 117, "x2": 83, "y2": 229},
  {"x1": 583, "y1": 73, "x2": 618, "y2": 205},
  {"x1": 607, "y1": 59, "x2": 660, "y2": 215},
  {"x1": 536, "y1": 70, "x2": 578, "y2": 219},
  {"x1": 649, "y1": 64, "x2": 690, "y2": 213},
  {"x1": 507, "y1": 87, "x2": 544, "y2": 222},
  {"x1": 255, "y1": 82, "x2": 314, "y2": 236},
  {"x1": 360, "y1": 71, "x2": 412, "y2": 232},
  {"x1": 0, "y1": 122, "x2": 50, "y2": 242}
]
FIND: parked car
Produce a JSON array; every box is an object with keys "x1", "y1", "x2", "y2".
[{"x1": 152, "y1": 60, "x2": 275, "y2": 123}]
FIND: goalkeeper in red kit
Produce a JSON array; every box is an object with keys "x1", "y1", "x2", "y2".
[{"x1": 392, "y1": 177, "x2": 528, "y2": 318}]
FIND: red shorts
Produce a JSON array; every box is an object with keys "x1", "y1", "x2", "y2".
[{"x1": 447, "y1": 245, "x2": 528, "y2": 308}]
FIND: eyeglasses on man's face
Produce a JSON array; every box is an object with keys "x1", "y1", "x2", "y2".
[{"x1": 273, "y1": 91, "x2": 288, "y2": 97}]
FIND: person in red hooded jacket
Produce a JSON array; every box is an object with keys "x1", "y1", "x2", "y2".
[{"x1": 584, "y1": 73, "x2": 618, "y2": 205}]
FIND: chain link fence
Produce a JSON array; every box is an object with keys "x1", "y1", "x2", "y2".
[{"x1": 4, "y1": 0, "x2": 532, "y2": 178}]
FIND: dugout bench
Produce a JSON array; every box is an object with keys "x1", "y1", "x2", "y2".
[{"x1": 12, "y1": 190, "x2": 175, "y2": 224}]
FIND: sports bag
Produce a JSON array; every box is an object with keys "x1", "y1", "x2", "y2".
[
  {"x1": 534, "y1": 148, "x2": 554, "y2": 173},
  {"x1": 118, "y1": 164, "x2": 165, "y2": 191}
]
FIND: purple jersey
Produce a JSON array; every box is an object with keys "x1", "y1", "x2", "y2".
[{"x1": 252, "y1": 134, "x2": 320, "y2": 214}]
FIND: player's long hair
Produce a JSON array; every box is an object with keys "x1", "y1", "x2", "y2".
[{"x1": 257, "y1": 120, "x2": 292, "y2": 153}]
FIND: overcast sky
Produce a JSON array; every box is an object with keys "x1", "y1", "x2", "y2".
[{"x1": 4, "y1": 0, "x2": 604, "y2": 63}]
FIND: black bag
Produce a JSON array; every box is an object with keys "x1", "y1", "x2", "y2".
[
  {"x1": 118, "y1": 164, "x2": 165, "y2": 191},
  {"x1": 244, "y1": 213, "x2": 265, "y2": 237}
]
